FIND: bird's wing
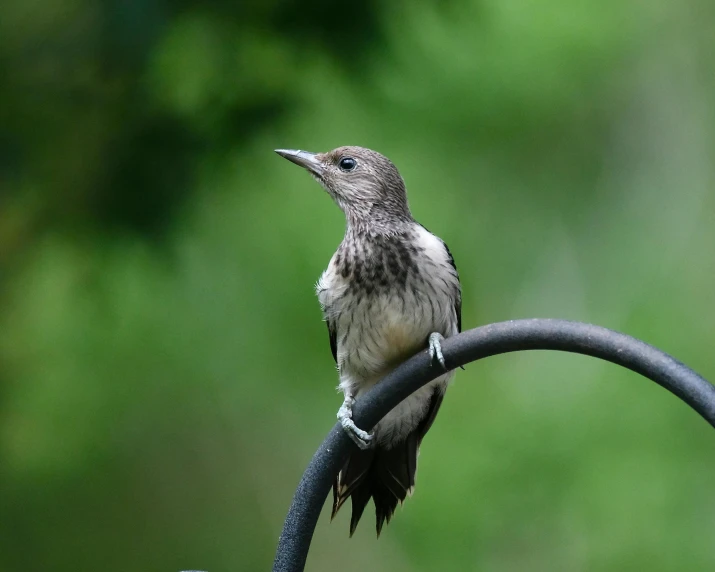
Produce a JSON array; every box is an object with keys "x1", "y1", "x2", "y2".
[
  {"x1": 417, "y1": 223, "x2": 462, "y2": 334},
  {"x1": 416, "y1": 237, "x2": 459, "y2": 443},
  {"x1": 416, "y1": 385, "x2": 446, "y2": 443},
  {"x1": 316, "y1": 269, "x2": 339, "y2": 364},
  {"x1": 327, "y1": 318, "x2": 338, "y2": 363},
  {"x1": 442, "y1": 240, "x2": 462, "y2": 333}
]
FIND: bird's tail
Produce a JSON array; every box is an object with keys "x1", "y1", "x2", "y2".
[{"x1": 331, "y1": 431, "x2": 420, "y2": 537}]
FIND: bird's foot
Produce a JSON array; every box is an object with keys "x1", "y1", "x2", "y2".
[
  {"x1": 429, "y1": 332, "x2": 448, "y2": 370},
  {"x1": 337, "y1": 396, "x2": 374, "y2": 450}
]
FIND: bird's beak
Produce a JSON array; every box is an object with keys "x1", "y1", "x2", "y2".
[{"x1": 275, "y1": 149, "x2": 323, "y2": 177}]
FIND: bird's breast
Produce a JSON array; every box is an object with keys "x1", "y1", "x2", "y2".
[
  {"x1": 319, "y1": 227, "x2": 459, "y2": 384},
  {"x1": 374, "y1": 322, "x2": 424, "y2": 367},
  {"x1": 337, "y1": 289, "x2": 440, "y2": 380}
]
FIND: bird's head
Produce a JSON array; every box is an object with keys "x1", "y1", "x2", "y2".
[{"x1": 275, "y1": 146, "x2": 412, "y2": 228}]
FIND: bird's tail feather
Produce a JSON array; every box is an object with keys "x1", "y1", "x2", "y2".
[{"x1": 332, "y1": 432, "x2": 419, "y2": 537}]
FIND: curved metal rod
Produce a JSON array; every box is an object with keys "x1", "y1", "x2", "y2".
[{"x1": 272, "y1": 319, "x2": 715, "y2": 572}]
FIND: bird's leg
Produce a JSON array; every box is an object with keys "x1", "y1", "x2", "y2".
[
  {"x1": 337, "y1": 395, "x2": 374, "y2": 450},
  {"x1": 428, "y1": 332, "x2": 448, "y2": 370}
]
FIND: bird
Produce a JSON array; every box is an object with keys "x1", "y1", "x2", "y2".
[{"x1": 275, "y1": 146, "x2": 461, "y2": 537}]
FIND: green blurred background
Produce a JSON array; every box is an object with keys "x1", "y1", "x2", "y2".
[{"x1": 2, "y1": 0, "x2": 715, "y2": 570}]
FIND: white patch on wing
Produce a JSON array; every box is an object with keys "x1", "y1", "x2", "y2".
[{"x1": 414, "y1": 225, "x2": 451, "y2": 267}]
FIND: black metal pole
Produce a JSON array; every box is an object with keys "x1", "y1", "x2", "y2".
[{"x1": 272, "y1": 319, "x2": 715, "y2": 572}]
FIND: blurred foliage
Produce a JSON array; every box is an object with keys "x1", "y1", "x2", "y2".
[{"x1": 1, "y1": 0, "x2": 715, "y2": 570}]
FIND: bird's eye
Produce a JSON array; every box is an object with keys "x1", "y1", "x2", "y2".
[{"x1": 338, "y1": 157, "x2": 357, "y2": 172}]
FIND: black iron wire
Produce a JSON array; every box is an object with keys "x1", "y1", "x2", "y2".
[{"x1": 272, "y1": 319, "x2": 715, "y2": 572}]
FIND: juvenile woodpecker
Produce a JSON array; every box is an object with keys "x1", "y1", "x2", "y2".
[{"x1": 276, "y1": 146, "x2": 461, "y2": 536}]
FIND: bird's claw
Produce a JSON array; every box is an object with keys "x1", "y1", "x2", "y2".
[
  {"x1": 429, "y1": 332, "x2": 448, "y2": 370},
  {"x1": 338, "y1": 396, "x2": 374, "y2": 450}
]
